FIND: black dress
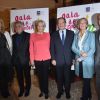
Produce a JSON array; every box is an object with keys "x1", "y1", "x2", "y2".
[{"x1": 0, "y1": 33, "x2": 12, "y2": 97}]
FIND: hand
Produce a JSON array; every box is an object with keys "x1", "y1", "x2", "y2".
[
  {"x1": 81, "y1": 52, "x2": 87, "y2": 57},
  {"x1": 51, "y1": 60, "x2": 56, "y2": 66},
  {"x1": 30, "y1": 61, "x2": 36, "y2": 69},
  {"x1": 31, "y1": 61, "x2": 34, "y2": 67}
]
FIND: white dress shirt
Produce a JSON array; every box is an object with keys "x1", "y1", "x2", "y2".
[
  {"x1": 59, "y1": 29, "x2": 66, "y2": 40},
  {"x1": 78, "y1": 31, "x2": 87, "y2": 51},
  {"x1": 77, "y1": 31, "x2": 87, "y2": 62}
]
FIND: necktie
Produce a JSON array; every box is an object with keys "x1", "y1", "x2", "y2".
[{"x1": 62, "y1": 31, "x2": 64, "y2": 45}]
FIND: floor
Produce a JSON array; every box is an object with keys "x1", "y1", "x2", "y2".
[{"x1": 0, "y1": 74, "x2": 98, "y2": 100}]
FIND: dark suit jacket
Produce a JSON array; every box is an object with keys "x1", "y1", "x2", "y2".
[
  {"x1": 50, "y1": 29, "x2": 74, "y2": 66},
  {"x1": 12, "y1": 31, "x2": 30, "y2": 66},
  {"x1": 95, "y1": 29, "x2": 100, "y2": 75}
]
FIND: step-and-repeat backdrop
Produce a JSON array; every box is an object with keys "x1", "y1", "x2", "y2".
[
  {"x1": 10, "y1": 8, "x2": 49, "y2": 35},
  {"x1": 57, "y1": 3, "x2": 100, "y2": 32}
]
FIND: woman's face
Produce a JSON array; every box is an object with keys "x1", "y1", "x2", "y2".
[
  {"x1": 79, "y1": 19, "x2": 87, "y2": 30},
  {"x1": 37, "y1": 22, "x2": 45, "y2": 33}
]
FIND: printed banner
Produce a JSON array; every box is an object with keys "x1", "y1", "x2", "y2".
[
  {"x1": 57, "y1": 3, "x2": 100, "y2": 33},
  {"x1": 10, "y1": 8, "x2": 49, "y2": 35}
]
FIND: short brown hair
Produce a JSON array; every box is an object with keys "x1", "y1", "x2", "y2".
[{"x1": 57, "y1": 17, "x2": 66, "y2": 24}]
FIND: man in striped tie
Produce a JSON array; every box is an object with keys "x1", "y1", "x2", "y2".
[{"x1": 50, "y1": 17, "x2": 74, "y2": 99}]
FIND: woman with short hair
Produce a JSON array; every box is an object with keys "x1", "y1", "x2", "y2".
[{"x1": 72, "y1": 18, "x2": 95, "y2": 100}]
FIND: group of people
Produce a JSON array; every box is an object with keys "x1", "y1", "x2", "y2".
[{"x1": 0, "y1": 14, "x2": 100, "y2": 100}]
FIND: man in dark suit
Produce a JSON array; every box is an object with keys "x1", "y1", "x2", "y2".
[
  {"x1": 95, "y1": 14, "x2": 100, "y2": 100},
  {"x1": 50, "y1": 17, "x2": 74, "y2": 99},
  {"x1": 12, "y1": 21, "x2": 31, "y2": 97}
]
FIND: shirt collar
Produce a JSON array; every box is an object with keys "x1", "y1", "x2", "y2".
[
  {"x1": 78, "y1": 30, "x2": 87, "y2": 38},
  {"x1": 59, "y1": 29, "x2": 66, "y2": 34}
]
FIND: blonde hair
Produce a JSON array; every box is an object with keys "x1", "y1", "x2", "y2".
[
  {"x1": 77, "y1": 18, "x2": 88, "y2": 29},
  {"x1": 33, "y1": 20, "x2": 46, "y2": 33},
  {"x1": 0, "y1": 18, "x2": 5, "y2": 33}
]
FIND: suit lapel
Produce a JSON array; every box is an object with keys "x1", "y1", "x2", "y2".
[
  {"x1": 19, "y1": 32, "x2": 26, "y2": 49},
  {"x1": 64, "y1": 30, "x2": 70, "y2": 46},
  {"x1": 56, "y1": 31, "x2": 63, "y2": 45}
]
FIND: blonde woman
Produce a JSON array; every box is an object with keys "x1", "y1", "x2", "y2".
[
  {"x1": 0, "y1": 18, "x2": 12, "y2": 98},
  {"x1": 72, "y1": 18, "x2": 95, "y2": 100},
  {"x1": 30, "y1": 20, "x2": 51, "y2": 99}
]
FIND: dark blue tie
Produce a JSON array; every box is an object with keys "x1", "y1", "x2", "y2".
[{"x1": 62, "y1": 31, "x2": 64, "y2": 45}]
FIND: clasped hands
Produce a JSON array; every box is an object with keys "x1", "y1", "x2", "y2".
[
  {"x1": 80, "y1": 51, "x2": 87, "y2": 57},
  {"x1": 76, "y1": 51, "x2": 88, "y2": 62}
]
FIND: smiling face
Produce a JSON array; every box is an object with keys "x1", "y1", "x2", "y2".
[
  {"x1": 57, "y1": 18, "x2": 66, "y2": 30},
  {"x1": 79, "y1": 19, "x2": 88, "y2": 30},
  {"x1": 14, "y1": 23, "x2": 24, "y2": 34},
  {"x1": 37, "y1": 22, "x2": 45, "y2": 33}
]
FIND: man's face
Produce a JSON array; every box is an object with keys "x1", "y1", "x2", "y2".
[
  {"x1": 14, "y1": 23, "x2": 24, "y2": 34},
  {"x1": 97, "y1": 14, "x2": 100, "y2": 27},
  {"x1": 57, "y1": 19, "x2": 66, "y2": 30}
]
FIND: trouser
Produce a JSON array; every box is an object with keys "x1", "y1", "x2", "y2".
[
  {"x1": 56, "y1": 64, "x2": 71, "y2": 94},
  {"x1": 0, "y1": 64, "x2": 10, "y2": 95},
  {"x1": 34, "y1": 60, "x2": 50, "y2": 94},
  {"x1": 15, "y1": 63, "x2": 31, "y2": 93},
  {"x1": 79, "y1": 62, "x2": 91, "y2": 100},
  {"x1": 96, "y1": 75, "x2": 100, "y2": 100}
]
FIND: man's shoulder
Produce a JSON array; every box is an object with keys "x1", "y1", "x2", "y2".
[
  {"x1": 95, "y1": 29, "x2": 100, "y2": 34},
  {"x1": 23, "y1": 31, "x2": 30, "y2": 36},
  {"x1": 66, "y1": 29, "x2": 74, "y2": 34},
  {"x1": 12, "y1": 33, "x2": 17, "y2": 38},
  {"x1": 51, "y1": 30, "x2": 59, "y2": 37},
  {"x1": 23, "y1": 31, "x2": 30, "y2": 39}
]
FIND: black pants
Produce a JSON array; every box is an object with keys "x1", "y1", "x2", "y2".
[
  {"x1": 15, "y1": 63, "x2": 31, "y2": 93},
  {"x1": 79, "y1": 62, "x2": 91, "y2": 100},
  {"x1": 34, "y1": 60, "x2": 50, "y2": 94},
  {"x1": 96, "y1": 75, "x2": 100, "y2": 100},
  {"x1": 0, "y1": 64, "x2": 10, "y2": 96},
  {"x1": 56, "y1": 64, "x2": 71, "y2": 94}
]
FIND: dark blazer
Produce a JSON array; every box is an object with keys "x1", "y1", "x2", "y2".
[
  {"x1": 12, "y1": 31, "x2": 30, "y2": 66},
  {"x1": 95, "y1": 29, "x2": 100, "y2": 75},
  {"x1": 50, "y1": 29, "x2": 74, "y2": 66}
]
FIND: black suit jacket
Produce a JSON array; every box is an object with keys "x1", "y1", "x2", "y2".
[
  {"x1": 50, "y1": 29, "x2": 74, "y2": 66},
  {"x1": 12, "y1": 31, "x2": 30, "y2": 66},
  {"x1": 95, "y1": 29, "x2": 100, "y2": 75}
]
